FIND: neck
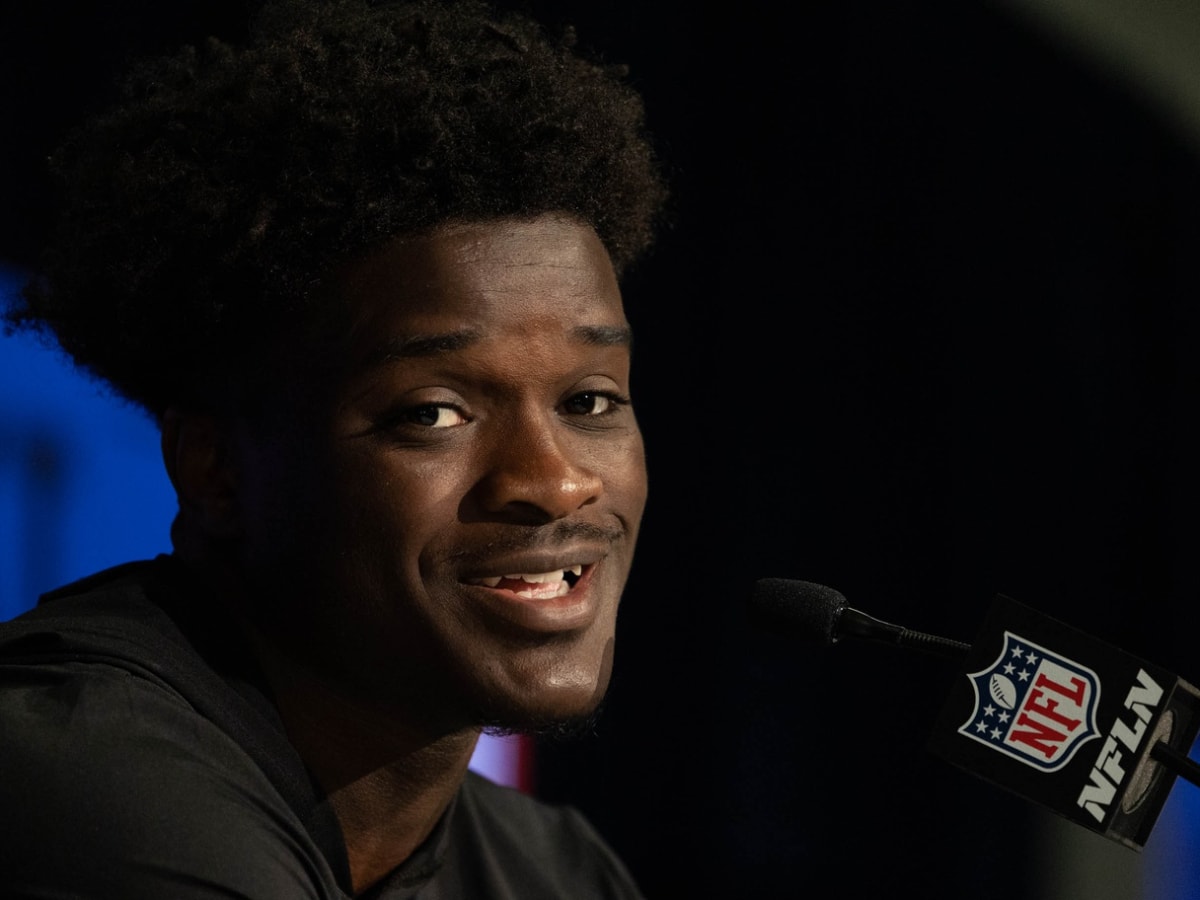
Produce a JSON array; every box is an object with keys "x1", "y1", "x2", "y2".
[
  {"x1": 249, "y1": 626, "x2": 482, "y2": 894},
  {"x1": 167, "y1": 551, "x2": 484, "y2": 893}
]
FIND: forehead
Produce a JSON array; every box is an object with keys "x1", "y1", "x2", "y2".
[{"x1": 334, "y1": 217, "x2": 627, "y2": 355}]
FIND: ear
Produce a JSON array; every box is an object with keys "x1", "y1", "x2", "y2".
[{"x1": 161, "y1": 407, "x2": 242, "y2": 539}]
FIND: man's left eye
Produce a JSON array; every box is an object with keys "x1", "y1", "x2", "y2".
[{"x1": 562, "y1": 392, "x2": 620, "y2": 416}]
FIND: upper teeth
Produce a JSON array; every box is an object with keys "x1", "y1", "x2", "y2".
[{"x1": 475, "y1": 565, "x2": 583, "y2": 587}]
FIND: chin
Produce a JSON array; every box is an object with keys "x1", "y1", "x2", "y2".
[{"x1": 472, "y1": 655, "x2": 614, "y2": 737}]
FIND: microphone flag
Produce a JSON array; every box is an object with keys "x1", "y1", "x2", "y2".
[{"x1": 928, "y1": 594, "x2": 1200, "y2": 849}]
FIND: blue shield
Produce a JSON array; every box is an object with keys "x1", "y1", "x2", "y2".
[{"x1": 958, "y1": 631, "x2": 1101, "y2": 772}]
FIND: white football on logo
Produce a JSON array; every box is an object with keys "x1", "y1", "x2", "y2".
[{"x1": 988, "y1": 673, "x2": 1017, "y2": 710}]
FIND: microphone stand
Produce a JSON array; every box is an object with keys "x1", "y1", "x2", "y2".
[{"x1": 1150, "y1": 741, "x2": 1200, "y2": 789}]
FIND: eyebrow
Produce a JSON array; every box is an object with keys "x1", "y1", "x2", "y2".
[
  {"x1": 574, "y1": 324, "x2": 633, "y2": 347},
  {"x1": 363, "y1": 323, "x2": 633, "y2": 367},
  {"x1": 375, "y1": 328, "x2": 484, "y2": 361}
]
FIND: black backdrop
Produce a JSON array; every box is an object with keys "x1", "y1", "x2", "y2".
[{"x1": 5, "y1": 2, "x2": 1200, "y2": 897}]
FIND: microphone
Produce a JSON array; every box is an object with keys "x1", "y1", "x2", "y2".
[
  {"x1": 748, "y1": 577, "x2": 1200, "y2": 851},
  {"x1": 749, "y1": 577, "x2": 971, "y2": 661}
]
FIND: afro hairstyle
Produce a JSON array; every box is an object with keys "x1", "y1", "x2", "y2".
[{"x1": 5, "y1": 0, "x2": 668, "y2": 417}]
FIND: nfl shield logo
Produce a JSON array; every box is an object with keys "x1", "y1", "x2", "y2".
[{"x1": 958, "y1": 631, "x2": 1102, "y2": 771}]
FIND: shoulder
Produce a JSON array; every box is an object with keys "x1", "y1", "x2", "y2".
[
  {"x1": 0, "y1": 563, "x2": 344, "y2": 898},
  {"x1": 0, "y1": 657, "x2": 342, "y2": 897},
  {"x1": 0, "y1": 558, "x2": 193, "y2": 673},
  {"x1": 436, "y1": 771, "x2": 646, "y2": 900}
]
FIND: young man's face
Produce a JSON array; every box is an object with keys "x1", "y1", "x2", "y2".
[{"x1": 232, "y1": 215, "x2": 646, "y2": 734}]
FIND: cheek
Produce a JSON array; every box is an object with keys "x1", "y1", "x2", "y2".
[
  {"x1": 236, "y1": 442, "x2": 330, "y2": 565},
  {"x1": 331, "y1": 448, "x2": 470, "y2": 559},
  {"x1": 599, "y1": 432, "x2": 648, "y2": 519}
]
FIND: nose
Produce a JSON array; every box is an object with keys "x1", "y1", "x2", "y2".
[{"x1": 473, "y1": 413, "x2": 603, "y2": 523}]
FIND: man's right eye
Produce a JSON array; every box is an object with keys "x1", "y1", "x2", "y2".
[{"x1": 400, "y1": 404, "x2": 469, "y2": 428}]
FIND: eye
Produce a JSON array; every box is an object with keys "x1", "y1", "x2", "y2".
[
  {"x1": 562, "y1": 391, "x2": 627, "y2": 416},
  {"x1": 396, "y1": 403, "x2": 469, "y2": 429}
]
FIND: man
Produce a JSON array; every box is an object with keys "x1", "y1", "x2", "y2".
[{"x1": 0, "y1": 0, "x2": 667, "y2": 896}]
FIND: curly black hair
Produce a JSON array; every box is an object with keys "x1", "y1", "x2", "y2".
[{"x1": 5, "y1": 0, "x2": 667, "y2": 417}]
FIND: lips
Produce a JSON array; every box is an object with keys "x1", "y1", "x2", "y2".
[
  {"x1": 466, "y1": 565, "x2": 583, "y2": 599},
  {"x1": 461, "y1": 560, "x2": 598, "y2": 633}
]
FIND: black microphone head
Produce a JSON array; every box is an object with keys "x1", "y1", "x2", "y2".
[{"x1": 748, "y1": 578, "x2": 848, "y2": 644}]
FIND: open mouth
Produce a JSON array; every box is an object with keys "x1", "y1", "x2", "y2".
[{"x1": 467, "y1": 564, "x2": 584, "y2": 599}]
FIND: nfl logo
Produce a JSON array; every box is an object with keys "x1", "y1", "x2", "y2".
[{"x1": 958, "y1": 631, "x2": 1102, "y2": 772}]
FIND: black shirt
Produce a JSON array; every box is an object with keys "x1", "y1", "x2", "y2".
[{"x1": 0, "y1": 558, "x2": 645, "y2": 899}]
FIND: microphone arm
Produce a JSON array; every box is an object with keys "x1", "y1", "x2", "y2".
[
  {"x1": 748, "y1": 577, "x2": 971, "y2": 662},
  {"x1": 836, "y1": 606, "x2": 972, "y2": 662}
]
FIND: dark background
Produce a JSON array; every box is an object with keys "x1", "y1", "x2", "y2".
[{"x1": 5, "y1": 2, "x2": 1200, "y2": 897}]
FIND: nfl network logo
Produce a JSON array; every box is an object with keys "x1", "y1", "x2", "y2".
[{"x1": 958, "y1": 631, "x2": 1101, "y2": 771}]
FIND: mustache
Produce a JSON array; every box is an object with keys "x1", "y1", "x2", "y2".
[{"x1": 444, "y1": 520, "x2": 625, "y2": 563}]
